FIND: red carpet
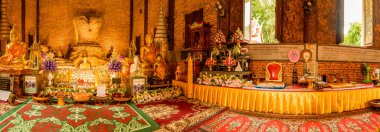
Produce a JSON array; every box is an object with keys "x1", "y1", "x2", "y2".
[
  {"x1": 135, "y1": 96, "x2": 226, "y2": 131},
  {"x1": 191, "y1": 109, "x2": 380, "y2": 132},
  {"x1": 0, "y1": 99, "x2": 159, "y2": 131}
]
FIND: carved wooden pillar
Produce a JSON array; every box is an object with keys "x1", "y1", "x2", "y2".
[
  {"x1": 282, "y1": 0, "x2": 304, "y2": 43},
  {"x1": 373, "y1": 0, "x2": 380, "y2": 48},
  {"x1": 229, "y1": 0, "x2": 243, "y2": 35},
  {"x1": 316, "y1": 0, "x2": 337, "y2": 44},
  {"x1": 304, "y1": 0, "x2": 317, "y2": 43}
]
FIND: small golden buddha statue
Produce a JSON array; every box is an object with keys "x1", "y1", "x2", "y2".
[
  {"x1": 0, "y1": 26, "x2": 27, "y2": 65},
  {"x1": 140, "y1": 34, "x2": 158, "y2": 65},
  {"x1": 79, "y1": 57, "x2": 91, "y2": 69},
  {"x1": 175, "y1": 66, "x2": 181, "y2": 80},
  {"x1": 140, "y1": 34, "x2": 158, "y2": 76},
  {"x1": 153, "y1": 55, "x2": 167, "y2": 80}
]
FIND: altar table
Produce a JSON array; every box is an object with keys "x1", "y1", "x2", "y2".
[{"x1": 172, "y1": 80, "x2": 380, "y2": 115}]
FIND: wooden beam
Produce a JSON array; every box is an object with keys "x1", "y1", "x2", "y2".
[
  {"x1": 129, "y1": 0, "x2": 133, "y2": 42},
  {"x1": 336, "y1": 0, "x2": 344, "y2": 44},
  {"x1": 168, "y1": 0, "x2": 174, "y2": 51},
  {"x1": 144, "y1": 0, "x2": 148, "y2": 36},
  {"x1": 21, "y1": 0, "x2": 25, "y2": 41},
  {"x1": 36, "y1": 0, "x2": 39, "y2": 42}
]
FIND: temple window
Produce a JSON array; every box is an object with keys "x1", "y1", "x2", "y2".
[
  {"x1": 339, "y1": 0, "x2": 373, "y2": 46},
  {"x1": 244, "y1": 0, "x2": 278, "y2": 44}
]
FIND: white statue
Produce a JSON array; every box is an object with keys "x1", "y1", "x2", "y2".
[
  {"x1": 74, "y1": 16, "x2": 103, "y2": 43},
  {"x1": 235, "y1": 62, "x2": 243, "y2": 71},
  {"x1": 250, "y1": 18, "x2": 263, "y2": 43},
  {"x1": 130, "y1": 56, "x2": 141, "y2": 76}
]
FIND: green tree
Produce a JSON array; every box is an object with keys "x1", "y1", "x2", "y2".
[
  {"x1": 251, "y1": 0, "x2": 277, "y2": 43},
  {"x1": 344, "y1": 22, "x2": 362, "y2": 46}
]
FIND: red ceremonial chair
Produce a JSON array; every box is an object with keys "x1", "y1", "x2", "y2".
[{"x1": 265, "y1": 62, "x2": 283, "y2": 82}]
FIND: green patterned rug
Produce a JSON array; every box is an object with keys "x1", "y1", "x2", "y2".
[{"x1": 0, "y1": 99, "x2": 159, "y2": 132}]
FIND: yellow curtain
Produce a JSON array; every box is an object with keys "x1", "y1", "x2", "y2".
[{"x1": 192, "y1": 84, "x2": 380, "y2": 115}]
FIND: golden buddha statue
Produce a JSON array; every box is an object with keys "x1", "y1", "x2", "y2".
[
  {"x1": 79, "y1": 57, "x2": 91, "y2": 69},
  {"x1": 153, "y1": 55, "x2": 167, "y2": 80},
  {"x1": 140, "y1": 34, "x2": 158, "y2": 76},
  {"x1": 141, "y1": 34, "x2": 158, "y2": 65},
  {"x1": 0, "y1": 26, "x2": 27, "y2": 65}
]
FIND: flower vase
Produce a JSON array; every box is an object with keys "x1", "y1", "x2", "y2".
[
  {"x1": 47, "y1": 72, "x2": 54, "y2": 86},
  {"x1": 209, "y1": 66, "x2": 213, "y2": 71},
  {"x1": 227, "y1": 66, "x2": 232, "y2": 71}
]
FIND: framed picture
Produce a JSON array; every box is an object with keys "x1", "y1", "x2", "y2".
[
  {"x1": 24, "y1": 75, "x2": 38, "y2": 95},
  {"x1": 128, "y1": 76, "x2": 147, "y2": 96}
]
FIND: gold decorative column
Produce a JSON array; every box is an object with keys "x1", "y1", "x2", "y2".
[{"x1": 187, "y1": 57, "x2": 193, "y2": 98}]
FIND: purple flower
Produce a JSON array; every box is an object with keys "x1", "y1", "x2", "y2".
[
  {"x1": 117, "y1": 55, "x2": 125, "y2": 61},
  {"x1": 108, "y1": 60, "x2": 123, "y2": 72},
  {"x1": 42, "y1": 59, "x2": 57, "y2": 72},
  {"x1": 41, "y1": 52, "x2": 47, "y2": 59}
]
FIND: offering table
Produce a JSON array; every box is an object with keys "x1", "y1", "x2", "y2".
[{"x1": 173, "y1": 80, "x2": 380, "y2": 115}]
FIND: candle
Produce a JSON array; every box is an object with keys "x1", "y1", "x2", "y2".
[
  {"x1": 228, "y1": 50, "x2": 231, "y2": 58},
  {"x1": 211, "y1": 53, "x2": 213, "y2": 60}
]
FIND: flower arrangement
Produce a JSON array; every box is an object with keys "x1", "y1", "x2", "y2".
[
  {"x1": 232, "y1": 45, "x2": 241, "y2": 55},
  {"x1": 41, "y1": 52, "x2": 57, "y2": 72},
  {"x1": 224, "y1": 57, "x2": 236, "y2": 71},
  {"x1": 132, "y1": 87, "x2": 182, "y2": 104},
  {"x1": 42, "y1": 59, "x2": 57, "y2": 72},
  {"x1": 108, "y1": 60, "x2": 123, "y2": 72},
  {"x1": 214, "y1": 30, "x2": 226, "y2": 48},
  {"x1": 211, "y1": 47, "x2": 220, "y2": 56},
  {"x1": 230, "y1": 27, "x2": 244, "y2": 47},
  {"x1": 205, "y1": 58, "x2": 217, "y2": 68},
  {"x1": 196, "y1": 72, "x2": 245, "y2": 88}
]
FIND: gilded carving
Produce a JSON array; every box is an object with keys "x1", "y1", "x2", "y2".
[{"x1": 283, "y1": 0, "x2": 303, "y2": 42}]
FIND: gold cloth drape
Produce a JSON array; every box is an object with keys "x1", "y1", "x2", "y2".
[{"x1": 172, "y1": 81, "x2": 380, "y2": 115}]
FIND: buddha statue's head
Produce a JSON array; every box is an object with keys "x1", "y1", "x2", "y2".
[
  {"x1": 83, "y1": 57, "x2": 88, "y2": 63},
  {"x1": 156, "y1": 55, "x2": 162, "y2": 62},
  {"x1": 9, "y1": 26, "x2": 20, "y2": 43},
  {"x1": 145, "y1": 34, "x2": 153, "y2": 46},
  {"x1": 133, "y1": 56, "x2": 140, "y2": 64}
]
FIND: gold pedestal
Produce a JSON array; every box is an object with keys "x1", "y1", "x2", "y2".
[{"x1": 57, "y1": 97, "x2": 65, "y2": 106}]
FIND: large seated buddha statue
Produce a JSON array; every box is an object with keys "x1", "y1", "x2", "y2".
[
  {"x1": 0, "y1": 26, "x2": 27, "y2": 66},
  {"x1": 69, "y1": 15, "x2": 106, "y2": 67},
  {"x1": 140, "y1": 34, "x2": 158, "y2": 76}
]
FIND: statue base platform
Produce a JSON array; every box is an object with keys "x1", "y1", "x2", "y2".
[
  {"x1": 148, "y1": 75, "x2": 172, "y2": 89},
  {"x1": 70, "y1": 42, "x2": 106, "y2": 67}
]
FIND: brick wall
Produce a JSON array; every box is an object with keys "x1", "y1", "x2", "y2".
[
  {"x1": 249, "y1": 61, "x2": 304, "y2": 85},
  {"x1": 318, "y1": 62, "x2": 380, "y2": 83},
  {"x1": 174, "y1": 0, "x2": 218, "y2": 50},
  {"x1": 39, "y1": 0, "x2": 130, "y2": 55},
  {"x1": 132, "y1": 0, "x2": 144, "y2": 47}
]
